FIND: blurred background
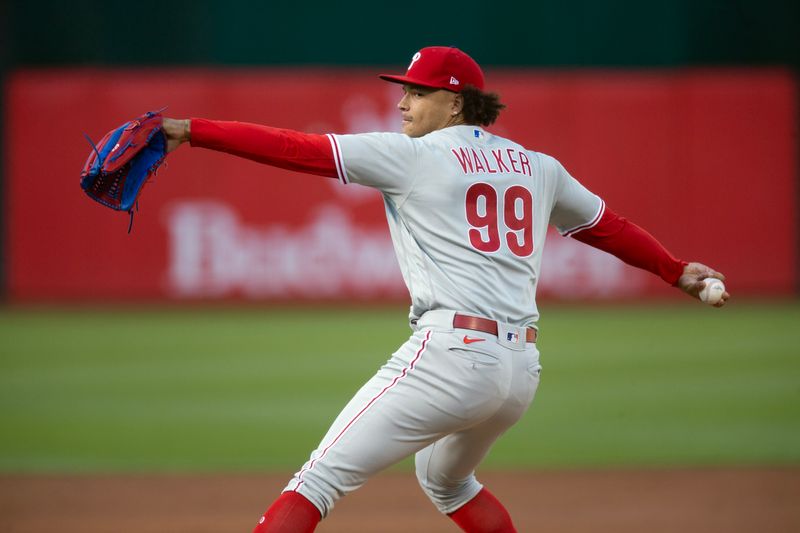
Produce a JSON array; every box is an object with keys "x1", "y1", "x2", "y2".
[
  {"x1": 1, "y1": 0, "x2": 798, "y2": 302},
  {"x1": 0, "y1": 1, "x2": 799, "y2": 531}
]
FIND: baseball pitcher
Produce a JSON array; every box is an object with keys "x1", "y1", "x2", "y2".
[{"x1": 159, "y1": 46, "x2": 729, "y2": 532}]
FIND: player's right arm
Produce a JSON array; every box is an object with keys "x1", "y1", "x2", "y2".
[{"x1": 543, "y1": 154, "x2": 730, "y2": 307}]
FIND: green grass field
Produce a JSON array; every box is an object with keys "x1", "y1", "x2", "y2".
[{"x1": 1, "y1": 301, "x2": 799, "y2": 473}]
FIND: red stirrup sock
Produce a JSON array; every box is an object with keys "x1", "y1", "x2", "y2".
[
  {"x1": 447, "y1": 488, "x2": 517, "y2": 533},
  {"x1": 252, "y1": 491, "x2": 321, "y2": 533}
]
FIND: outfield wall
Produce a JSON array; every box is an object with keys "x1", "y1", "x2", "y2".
[{"x1": 4, "y1": 68, "x2": 797, "y2": 302}]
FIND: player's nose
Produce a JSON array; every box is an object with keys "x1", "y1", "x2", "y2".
[{"x1": 397, "y1": 93, "x2": 410, "y2": 111}]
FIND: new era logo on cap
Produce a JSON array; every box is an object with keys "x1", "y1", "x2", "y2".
[{"x1": 379, "y1": 46, "x2": 485, "y2": 92}]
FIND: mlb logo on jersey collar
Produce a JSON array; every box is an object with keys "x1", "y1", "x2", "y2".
[{"x1": 473, "y1": 129, "x2": 483, "y2": 138}]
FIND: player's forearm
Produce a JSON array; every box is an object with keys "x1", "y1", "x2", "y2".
[
  {"x1": 186, "y1": 118, "x2": 338, "y2": 178},
  {"x1": 570, "y1": 208, "x2": 687, "y2": 285}
]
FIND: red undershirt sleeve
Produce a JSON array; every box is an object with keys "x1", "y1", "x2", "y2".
[
  {"x1": 570, "y1": 207, "x2": 688, "y2": 285},
  {"x1": 188, "y1": 118, "x2": 338, "y2": 178}
]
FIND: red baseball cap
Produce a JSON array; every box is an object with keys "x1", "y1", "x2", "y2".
[{"x1": 379, "y1": 46, "x2": 485, "y2": 92}]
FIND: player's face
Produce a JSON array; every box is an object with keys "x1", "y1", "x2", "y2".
[{"x1": 397, "y1": 85, "x2": 462, "y2": 137}]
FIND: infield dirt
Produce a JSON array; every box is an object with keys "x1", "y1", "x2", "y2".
[{"x1": 2, "y1": 468, "x2": 798, "y2": 532}]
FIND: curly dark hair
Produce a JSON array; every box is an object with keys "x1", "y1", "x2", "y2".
[{"x1": 460, "y1": 85, "x2": 506, "y2": 126}]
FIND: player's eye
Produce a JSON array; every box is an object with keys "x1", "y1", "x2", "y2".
[{"x1": 402, "y1": 86, "x2": 428, "y2": 98}]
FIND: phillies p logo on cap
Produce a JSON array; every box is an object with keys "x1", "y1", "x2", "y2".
[{"x1": 407, "y1": 52, "x2": 422, "y2": 71}]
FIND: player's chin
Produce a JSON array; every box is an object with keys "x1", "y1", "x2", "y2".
[{"x1": 402, "y1": 122, "x2": 426, "y2": 138}]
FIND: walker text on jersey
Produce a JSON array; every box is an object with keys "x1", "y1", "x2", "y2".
[{"x1": 451, "y1": 147, "x2": 532, "y2": 176}]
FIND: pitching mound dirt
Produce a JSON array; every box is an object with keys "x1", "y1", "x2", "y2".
[{"x1": 1, "y1": 468, "x2": 798, "y2": 532}]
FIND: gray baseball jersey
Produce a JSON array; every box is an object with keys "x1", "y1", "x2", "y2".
[
  {"x1": 328, "y1": 125, "x2": 603, "y2": 327},
  {"x1": 282, "y1": 124, "x2": 604, "y2": 518}
]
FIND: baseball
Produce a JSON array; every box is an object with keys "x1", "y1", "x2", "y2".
[{"x1": 699, "y1": 278, "x2": 725, "y2": 304}]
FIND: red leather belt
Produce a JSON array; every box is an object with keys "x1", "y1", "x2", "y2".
[{"x1": 453, "y1": 313, "x2": 537, "y2": 343}]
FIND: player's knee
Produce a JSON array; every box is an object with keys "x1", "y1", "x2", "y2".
[{"x1": 415, "y1": 468, "x2": 483, "y2": 514}]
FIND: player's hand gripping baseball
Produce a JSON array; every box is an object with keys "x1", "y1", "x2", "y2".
[
  {"x1": 676, "y1": 262, "x2": 731, "y2": 307},
  {"x1": 162, "y1": 118, "x2": 191, "y2": 153}
]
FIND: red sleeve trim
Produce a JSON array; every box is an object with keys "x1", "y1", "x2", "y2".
[
  {"x1": 189, "y1": 118, "x2": 338, "y2": 179},
  {"x1": 570, "y1": 206, "x2": 687, "y2": 286},
  {"x1": 563, "y1": 200, "x2": 606, "y2": 237},
  {"x1": 327, "y1": 134, "x2": 348, "y2": 184}
]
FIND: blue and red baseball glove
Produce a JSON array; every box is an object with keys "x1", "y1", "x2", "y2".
[{"x1": 80, "y1": 109, "x2": 168, "y2": 230}]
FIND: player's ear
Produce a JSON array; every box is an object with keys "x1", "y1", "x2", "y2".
[{"x1": 451, "y1": 93, "x2": 464, "y2": 116}]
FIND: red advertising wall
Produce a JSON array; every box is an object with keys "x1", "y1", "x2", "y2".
[{"x1": 4, "y1": 68, "x2": 797, "y2": 302}]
